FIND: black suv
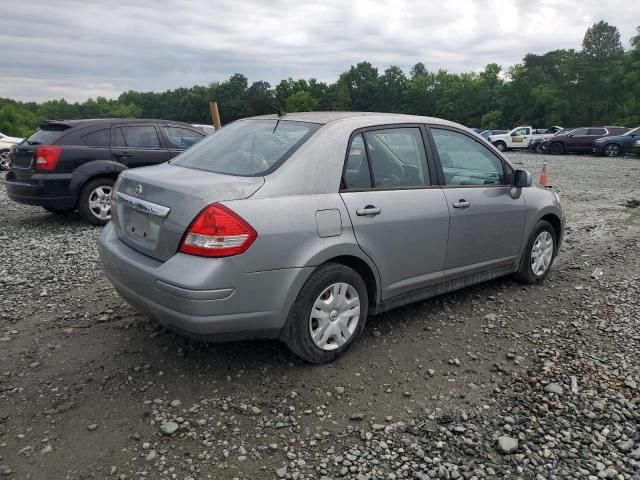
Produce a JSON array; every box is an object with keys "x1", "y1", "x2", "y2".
[{"x1": 7, "y1": 119, "x2": 205, "y2": 225}]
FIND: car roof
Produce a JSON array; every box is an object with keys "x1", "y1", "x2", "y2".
[
  {"x1": 246, "y1": 111, "x2": 465, "y2": 129},
  {"x1": 40, "y1": 118, "x2": 197, "y2": 128}
]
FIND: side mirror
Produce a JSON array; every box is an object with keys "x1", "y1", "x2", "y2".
[
  {"x1": 510, "y1": 132, "x2": 518, "y2": 137},
  {"x1": 514, "y1": 169, "x2": 532, "y2": 188}
]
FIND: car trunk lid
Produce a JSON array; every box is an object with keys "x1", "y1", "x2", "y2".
[
  {"x1": 111, "y1": 163, "x2": 264, "y2": 261},
  {"x1": 10, "y1": 122, "x2": 71, "y2": 181}
]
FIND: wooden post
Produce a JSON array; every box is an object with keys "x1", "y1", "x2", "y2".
[{"x1": 210, "y1": 101, "x2": 222, "y2": 130}]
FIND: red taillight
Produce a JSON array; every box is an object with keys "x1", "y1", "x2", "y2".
[
  {"x1": 179, "y1": 204, "x2": 257, "y2": 258},
  {"x1": 34, "y1": 145, "x2": 62, "y2": 172}
]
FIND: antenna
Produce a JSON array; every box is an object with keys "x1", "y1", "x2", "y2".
[{"x1": 257, "y1": 97, "x2": 286, "y2": 117}]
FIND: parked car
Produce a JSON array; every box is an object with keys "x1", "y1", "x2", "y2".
[
  {"x1": 192, "y1": 124, "x2": 216, "y2": 135},
  {"x1": 540, "y1": 126, "x2": 628, "y2": 155},
  {"x1": 529, "y1": 128, "x2": 576, "y2": 153},
  {"x1": 592, "y1": 126, "x2": 639, "y2": 157},
  {"x1": 480, "y1": 129, "x2": 508, "y2": 139},
  {"x1": 6, "y1": 118, "x2": 205, "y2": 225},
  {"x1": 488, "y1": 126, "x2": 562, "y2": 151},
  {"x1": 0, "y1": 131, "x2": 25, "y2": 171},
  {"x1": 99, "y1": 112, "x2": 565, "y2": 363}
]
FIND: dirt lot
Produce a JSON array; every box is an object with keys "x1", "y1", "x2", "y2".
[{"x1": 1, "y1": 153, "x2": 639, "y2": 480}]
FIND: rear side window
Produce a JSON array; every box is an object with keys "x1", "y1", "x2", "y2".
[
  {"x1": 81, "y1": 129, "x2": 110, "y2": 147},
  {"x1": 431, "y1": 128, "x2": 506, "y2": 186},
  {"x1": 343, "y1": 134, "x2": 371, "y2": 189},
  {"x1": 163, "y1": 126, "x2": 204, "y2": 149},
  {"x1": 25, "y1": 126, "x2": 70, "y2": 145},
  {"x1": 588, "y1": 128, "x2": 606, "y2": 136},
  {"x1": 171, "y1": 119, "x2": 320, "y2": 176},
  {"x1": 119, "y1": 126, "x2": 162, "y2": 149}
]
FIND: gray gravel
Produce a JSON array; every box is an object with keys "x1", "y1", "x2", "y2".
[{"x1": 1, "y1": 152, "x2": 639, "y2": 479}]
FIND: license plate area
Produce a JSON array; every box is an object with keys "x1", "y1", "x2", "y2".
[{"x1": 128, "y1": 210, "x2": 151, "y2": 239}]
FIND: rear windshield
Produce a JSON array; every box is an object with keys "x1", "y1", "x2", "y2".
[
  {"x1": 171, "y1": 119, "x2": 320, "y2": 176},
  {"x1": 25, "y1": 125, "x2": 70, "y2": 145}
]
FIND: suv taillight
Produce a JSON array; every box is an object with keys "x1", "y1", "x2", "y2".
[
  {"x1": 179, "y1": 204, "x2": 257, "y2": 258},
  {"x1": 34, "y1": 145, "x2": 62, "y2": 172}
]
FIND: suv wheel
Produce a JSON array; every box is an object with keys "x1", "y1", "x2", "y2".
[
  {"x1": 550, "y1": 143, "x2": 564, "y2": 155},
  {"x1": 603, "y1": 143, "x2": 621, "y2": 157},
  {"x1": 284, "y1": 263, "x2": 368, "y2": 363},
  {"x1": 0, "y1": 150, "x2": 10, "y2": 171},
  {"x1": 514, "y1": 220, "x2": 557, "y2": 284},
  {"x1": 493, "y1": 141, "x2": 507, "y2": 152},
  {"x1": 78, "y1": 177, "x2": 115, "y2": 226}
]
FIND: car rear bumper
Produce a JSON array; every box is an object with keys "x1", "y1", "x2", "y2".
[
  {"x1": 98, "y1": 222, "x2": 312, "y2": 341},
  {"x1": 5, "y1": 170, "x2": 76, "y2": 209}
]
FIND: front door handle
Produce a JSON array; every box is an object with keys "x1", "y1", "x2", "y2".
[
  {"x1": 453, "y1": 200, "x2": 471, "y2": 209},
  {"x1": 356, "y1": 205, "x2": 381, "y2": 217}
]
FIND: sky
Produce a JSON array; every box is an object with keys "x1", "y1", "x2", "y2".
[{"x1": 2, "y1": 0, "x2": 639, "y2": 103}]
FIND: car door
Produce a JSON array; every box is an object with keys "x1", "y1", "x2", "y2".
[
  {"x1": 563, "y1": 128, "x2": 590, "y2": 153},
  {"x1": 428, "y1": 126, "x2": 526, "y2": 278},
  {"x1": 510, "y1": 127, "x2": 531, "y2": 148},
  {"x1": 340, "y1": 126, "x2": 449, "y2": 300},
  {"x1": 159, "y1": 124, "x2": 206, "y2": 158},
  {"x1": 111, "y1": 124, "x2": 171, "y2": 168}
]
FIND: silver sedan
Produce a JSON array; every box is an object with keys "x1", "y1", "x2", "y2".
[{"x1": 99, "y1": 112, "x2": 564, "y2": 363}]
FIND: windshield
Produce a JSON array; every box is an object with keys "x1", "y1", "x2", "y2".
[
  {"x1": 624, "y1": 127, "x2": 640, "y2": 136},
  {"x1": 171, "y1": 119, "x2": 320, "y2": 176}
]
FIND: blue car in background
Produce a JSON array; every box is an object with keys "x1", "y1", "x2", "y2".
[{"x1": 592, "y1": 126, "x2": 639, "y2": 157}]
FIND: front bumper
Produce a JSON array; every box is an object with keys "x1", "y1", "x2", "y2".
[
  {"x1": 98, "y1": 222, "x2": 312, "y2": 341},
  {"x1": 5, "y1": 170, "x2": 76, "y2": 209}
]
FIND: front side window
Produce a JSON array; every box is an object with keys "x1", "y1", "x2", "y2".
[
  {"x1": 431, "y1": 128, "x2": 506, "y2": 186},
  {"x1": 512, "y1": 127, "x2": 530, "y2": 136},
  {"x1": 163, "y1": 126, "x2": 204, "y2": 149},
  {"x1": 120, "y1": 126, "x2": 162, "y2": 149},
  {"x1": 171, "y1": 119, "x2": 319, "y2": 176},
  {"x1": 570, "y1": 128, "x2": 589, "y2": 136}
]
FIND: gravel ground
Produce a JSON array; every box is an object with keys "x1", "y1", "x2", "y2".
[{"x1": 1, "y1": 152, "x2": 639, "y2": 480}]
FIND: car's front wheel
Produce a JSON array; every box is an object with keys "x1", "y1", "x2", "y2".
[
  {"x1": 603, "y1": 143, "x2": 621, "y2": 157},
  {"x1": 493, "y1": 141, "x2": 507, "y2": 152},
  {"x1": 284, "y1": 263, "x2": 368, "y2": 363},
  {"x1": 549, "y1": 143, "x2": 564, "y2": 155},
  {"x1": 78, "y1": 177, "x2": 115, "y2": 226},
  {"x1": 0, "y1": 150, "x2": 11, "y2": 171},
  {"x1": 514, "y1": 220, "x2": 557, "y2": 284}
]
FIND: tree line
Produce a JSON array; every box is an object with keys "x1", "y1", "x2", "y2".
[{"x1": 1, "y1": 21, "x2": 638, "y2": 138}]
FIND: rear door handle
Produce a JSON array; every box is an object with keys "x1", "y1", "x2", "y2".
[
  {"x1": 114, "y1": 152, "x2": 132, "y2": 159},
  {"x1": 453, "y1": 200, "x2": 471, "y2": 209},
  {"x1": 356, "y1": 205, "x2": 381, "y2": 217}
]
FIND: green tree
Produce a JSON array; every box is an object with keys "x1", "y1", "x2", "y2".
[{"x1": 285, "y1": 91, "x2": 319, "y2": 112}]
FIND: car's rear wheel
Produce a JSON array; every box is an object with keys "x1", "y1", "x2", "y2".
[
  {"x1": 549, "y1": 143, "x2": 564, "y2": 155},
  {"x1": 43, "y1": 207, "x2": 75, "y2": 215},
  {"x1": 78, "y1": 177, "x2": 115, "y2": 226},
  {"x1": 603, "y1": 143, "x2": 621, "y2": 157},
  {"x1": 284, "y1": 263, "x2": 368, "y2": 363},
  {"x1": 493, "y1": 141, "x2": 507, "y2": 152},
  {"x1": 514, "y1": 220, "x2": 557, "y2": 284},
  {"x1": 0, "y1": 150, "x2": 10, "y2": 171}
]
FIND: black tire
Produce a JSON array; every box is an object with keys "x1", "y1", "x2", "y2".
[
  {"x1": 284, "y1": 263, "x2": 368, "y2": 363},
  {"x1": 514, "y1": 220, "x2": 557, "y2": 284},
  {"x1": 493, "y1": 141, "x2": 507, "y2": 152},
  {"x1": 77, "y1": 177, "x2": 115, "y2": 226},
  {"x1": 603, "y1": 143, "x2": 621, "y2": 157},
  {"x1": 43, "y1": 207, "x2": 75, "y2": 215},
  {"x1": 549, "y1": 142, "x2": 564, "y2": 155}
]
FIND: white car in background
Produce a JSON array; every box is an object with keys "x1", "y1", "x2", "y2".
[
  {"x1": 0, "y1": 132, "x2": 24, "y2": 170},
  {"x1": 488, "y1": 126, "x2": 562, "y2": 152},
  {"x1": 192, "y1": 124, "x2": 216, "y2": 135}
]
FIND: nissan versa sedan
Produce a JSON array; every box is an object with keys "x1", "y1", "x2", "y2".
[{"x1": 99, "y1": 112, "x2": 564, "y2": 363}]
